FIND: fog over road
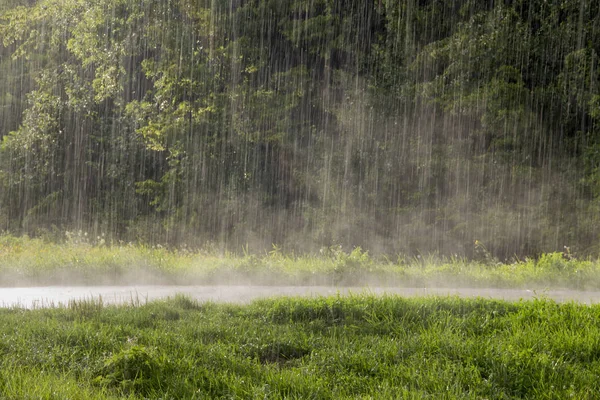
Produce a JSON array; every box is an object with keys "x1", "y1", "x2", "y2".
[{"x1": 1, "y1": 286, "x2": 599, "y2": 308}]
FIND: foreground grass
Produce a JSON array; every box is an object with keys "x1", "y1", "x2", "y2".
[
  {"x1": 0, "y1": 234, "x2": 599, "y2": 288},
  {"x1": 0, "y1": 295, "x2": 599, "y2": 399}
]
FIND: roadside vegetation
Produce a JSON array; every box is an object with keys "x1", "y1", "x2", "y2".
[
  {"x1": 0, "y1": 294, "x2": 599, "y2": 399},
  {"x1": 1, "y1": 234, "x2": 598, "y2": 289}
]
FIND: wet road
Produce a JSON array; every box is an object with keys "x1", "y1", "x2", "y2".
[{"x1": 1, "y1": 286, "x2": 599, "y2": 308}]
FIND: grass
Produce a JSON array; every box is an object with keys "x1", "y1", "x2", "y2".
[
  {"x1": 1, "y1": 234, "x2": 599, "y2": 289},
  {"x1": 2, "y1": 234, "x2": 597, "y2": 398},
  {"x1": 0, "y1": 294, "x2": 599, "y2": 398}
]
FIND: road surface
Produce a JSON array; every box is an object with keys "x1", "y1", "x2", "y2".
[{"x1": 1, "y1": 286, "x2": 599, "y2": 308}]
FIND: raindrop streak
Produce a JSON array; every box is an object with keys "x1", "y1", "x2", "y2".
[{"x1": 0, "y1": 0, "x2": 598, "y2": 260}]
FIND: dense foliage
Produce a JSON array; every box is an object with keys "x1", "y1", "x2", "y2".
[{"x1": 1, "y1": 0, "x2": 599, "y2": 258}]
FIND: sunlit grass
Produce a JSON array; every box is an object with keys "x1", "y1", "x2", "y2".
[
  {"x1": 1, "y1": 233, "x2": 599, "y2": 288},
  {"x1": 0, "y1": 295, "x2": 599, "y2": 398}
]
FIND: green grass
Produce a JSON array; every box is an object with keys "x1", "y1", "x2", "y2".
[
  {"x1": 0, "y1": 294, "x2": 599, "y2": 398},
  {"x1": 1, "y1": 234, "x2": 599, "y2": 289}
]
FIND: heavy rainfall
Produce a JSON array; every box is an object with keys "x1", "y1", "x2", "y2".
[
  {"x1": 3, "y1": 2, "x2": 600, "y2": 398},
  {"x1": 1, "y1": 0, "x2": 600, "y2": 299},
  {"x1": 1, "y1": 0, "x2": 597, "y2": 260}
]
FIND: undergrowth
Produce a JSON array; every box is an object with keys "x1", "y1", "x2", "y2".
[{"x1": 0, "y1": 234, "x2": 599, "y2": 289}]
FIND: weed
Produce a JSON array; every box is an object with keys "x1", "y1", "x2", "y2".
[{"x1": 94, "y1": 345, "x2": 164, "y2": 396}]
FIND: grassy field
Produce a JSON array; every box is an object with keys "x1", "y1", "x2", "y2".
[
  {"x1": 0, "y1": 234, "x2": 599, "y2": 289},
  {"x1": 0, "y1": 294, "x2": 599, "y2": 399}
]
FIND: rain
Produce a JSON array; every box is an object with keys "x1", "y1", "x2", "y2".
[
  {"x1": 3, "y1": 3, "x2": 600, "y2": 398},
  {"x1": 0, "y1": 0, "x2": 599, "y2": 260}
]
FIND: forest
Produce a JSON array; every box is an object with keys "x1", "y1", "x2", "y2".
[{"x1": 1, "y1": 0, "x2": 599, "y2": 259}]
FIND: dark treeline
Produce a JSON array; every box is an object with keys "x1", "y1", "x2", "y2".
[{"x1": 1, "y1": 0, "x2": 599, "y2": 258}]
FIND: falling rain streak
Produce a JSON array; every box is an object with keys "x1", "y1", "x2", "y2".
[{"x1": 0, "y1": 0, "x2": 599, "y2": 259}]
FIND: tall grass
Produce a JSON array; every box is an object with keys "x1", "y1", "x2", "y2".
[
  {"x1": 1, "y1": 233, "x2": 599, "y2": 288},
  {"x1": 0, "y1": 295, "x2": 599, "y2": 398}
]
